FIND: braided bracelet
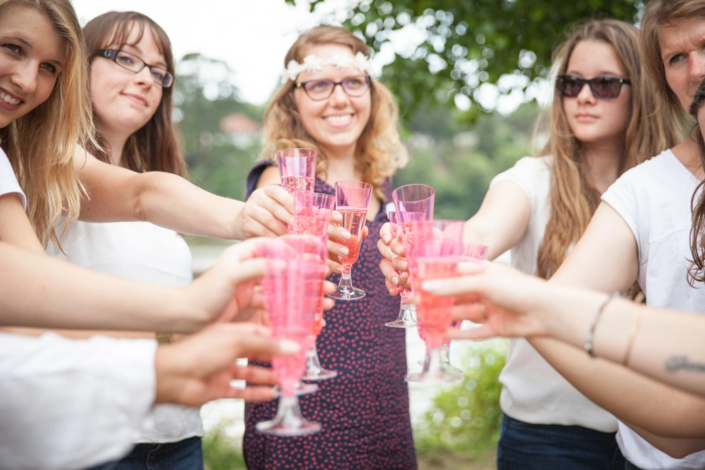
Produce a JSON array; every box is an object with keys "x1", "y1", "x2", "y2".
[{"x1": 585, "y1": 292, "x2": 620, "y2": 358}]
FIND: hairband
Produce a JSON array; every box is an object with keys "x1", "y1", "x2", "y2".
[{"x1": 283, "y1": 52, "x2": 373, "y2": 82}]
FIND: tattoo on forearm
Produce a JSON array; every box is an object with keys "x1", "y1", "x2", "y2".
[{"x1": 665, "y1": 356, "x2": 705, "y2": 373}]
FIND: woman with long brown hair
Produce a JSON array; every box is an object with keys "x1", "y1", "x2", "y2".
[
  {"x1": 243, "y1": 25, "x2": 415, "y2": 469},
  {"x1": 378, "y1": 18, "x2": 677, "y2": 469}
]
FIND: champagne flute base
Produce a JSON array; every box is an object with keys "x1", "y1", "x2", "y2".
[
  {"x1": 328, "y1": 287, "x2": 366, "y2": 301},
  {"x1": 272, "y1": 382, "x2": 318, "y2": 398},
  {"x1": 385, "y1": 304, "x2": 416, "y2": 328},
  {"x1": 256, "y1": 396, "x2": 322, "y2": 437},
  {"x1": 302, "y1": 343, "x2": 338, "y2": 381}
]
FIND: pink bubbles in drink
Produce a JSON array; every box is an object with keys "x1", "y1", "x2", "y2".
[
  {"x1": 277, "y1": 148, "x2": 317, "y2": 195},
  {"x1": 261, "y1": 237, "x2": 324, "y2": 395},
  {"x1": 329, "y1": 181, "x2": 372, "y2": 301},
  {"x1": 405, "y1": 220, "x2": 464, "y2": 384}
]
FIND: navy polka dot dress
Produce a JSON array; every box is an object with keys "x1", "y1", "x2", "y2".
[{"x1": 243, "y1": 161, "x2": 417, "y2": 470}]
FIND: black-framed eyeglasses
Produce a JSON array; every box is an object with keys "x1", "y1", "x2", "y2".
[
  {"x1": 556, "y1": 74, "x2": 631, "y2": 100},
  {"x1": 96, "y1": 49, "x2": 174, "y2": 88},
  {"x1": 295, "y1": 75, "x2": 371, "y2": 101}
]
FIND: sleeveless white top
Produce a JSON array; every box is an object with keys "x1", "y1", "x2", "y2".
[{"x1": 47, "y1": 220, "x2": 204, "y2": 444}]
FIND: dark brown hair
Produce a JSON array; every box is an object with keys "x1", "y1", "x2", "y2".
[
  {"x1": 83, "y1": 11, "x2": 185, "y2": 176},
  {"x1": 536, "y1": 19, "x2": 679, "y2": 279},
  {"x1": 687, "y1": 79, "x2": 705, "y2": 284}
]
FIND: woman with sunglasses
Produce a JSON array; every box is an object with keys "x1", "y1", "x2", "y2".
[
  {"x1": 243, "y1": 25, "x2": 415, "y2": 470},
  {"x1": 378, "y1": 19, "x2": 677, "y2": 469}
]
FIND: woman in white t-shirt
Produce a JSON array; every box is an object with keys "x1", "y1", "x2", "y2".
[{"x1": 378, "y1": 19, "x2": 678, "y2": 469}]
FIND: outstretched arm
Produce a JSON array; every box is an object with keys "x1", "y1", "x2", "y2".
[
  {"x1": 74, "y1": 147, "x2": 293, "y2": 240},
  {"x1": 378, "y1": 180, "x2": 532, "y2": 293}
]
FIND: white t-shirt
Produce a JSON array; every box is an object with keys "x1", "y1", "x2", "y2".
[
  {"x1": 0, "y1": 148, "x2": 27, "y2": 209},
  {"x1": 47, "y1": 220, "x2": 203, "y2": 444},
  {"x1": 0, "y1": 333, "x2": 157, "y2": 470},
  {"x1": 491, "y1": 156, "x2": 618, "y2": 432},
  {"x1": 602, "y1": 149, "x2": 705, "y2": 469}
]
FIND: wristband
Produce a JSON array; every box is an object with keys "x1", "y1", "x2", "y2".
[{"x1": 585, "y1": 292, "x2": 619, "y2": 358}]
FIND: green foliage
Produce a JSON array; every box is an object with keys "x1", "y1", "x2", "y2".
[
  {"x1": 286, "y1": 0, "x2": 642, "y2": 120},
  {"x1": 175, "y1": 53, "x2": 265, "y2": 200},
  {"x1": 202, "y1": 426, "x2": 246, "y2": 470},
  {"x1": 415, "y1": 340, "x2": 508, "y2": 455},
  {"x1": 394, "y1": 102, "x2": 539, "y2": 219}
]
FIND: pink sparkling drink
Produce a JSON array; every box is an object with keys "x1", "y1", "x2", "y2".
[
  {"x1": 257, "y1": 237, "x2": 324, "y2": 436},
  {"x1": 277, "y1": 148, "x2": 317, "y2": 195}
]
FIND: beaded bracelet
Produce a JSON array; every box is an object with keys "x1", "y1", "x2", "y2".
[{"x1": 585, "y1": 292, "x2": 620, "y2": 358}]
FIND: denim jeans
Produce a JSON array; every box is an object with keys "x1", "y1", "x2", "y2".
[
  {"x1": 497, "y1": 413, "x2": 625, "y2": 470},
  {"x1": 87, "y1": 436, "x2": 203, "y2": 470}
]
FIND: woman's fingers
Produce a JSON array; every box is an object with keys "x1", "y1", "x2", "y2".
[{"x1": 379, "y1": 259, "x2": 400, "y2": 295}]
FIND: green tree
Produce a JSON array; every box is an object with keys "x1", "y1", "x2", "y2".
[
  {"x1": 287, "y1": 0, "x2": 642, "y2": 120},
  {"x1": 175, "y1": 53, "x2": 264, "y2": 200}
]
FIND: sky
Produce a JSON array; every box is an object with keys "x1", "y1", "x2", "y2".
[
  {"x1": 72, "y1": 0, "x2": 333, "y2": 105},
  {"x1": 72, "y1": 0, "x2": 547, "y2": 113}
]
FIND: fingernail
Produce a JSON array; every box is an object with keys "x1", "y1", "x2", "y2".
[
  {"x1": 392, "y1": 276, "x2": 399, "y2": 286},
  {"x1": 422, "y1": 280, "x2": 441, "y2": 291},
  {"x1": 280, "y1": 339, "x2": 300, "y2": 354},
  {"x1": 338, "y1": 247, "x2": 349, "y2": 256},
  {"x1": 383, "y1": 235, "x2": 391, "y2": 244},
  {"x1": 398, "y1": 260, "x2": 407, "y2": 270},
  {"x1": 340, "y1": 230, "x2": 351, "y2": 240},
  {"x1": 335, "y1": 265, "x2": 344, "y2": 273},
  {"x1": 389, "y1": 287, "x2": 396, "y2": 295},
  {"x1": 393, "y1": 246, "x2": 404, "y2": 255}
]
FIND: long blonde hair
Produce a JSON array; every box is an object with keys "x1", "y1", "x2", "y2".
[
  {"x1": 536, "y1": 19, "x2": 679, "y2": 279},
  {"x1": 0, "y1": 0, "x2": 95, "y2": 246},
  {"x1": 261, "y1": 25, "x2": 407, "y2": 201}
]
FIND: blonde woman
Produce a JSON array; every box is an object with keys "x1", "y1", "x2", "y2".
[
  {"x1": 378, "y1": 19, "x2": 677, "y2": 469},
  {"x1": 243, "y1": 25, "x2": 415, "y2": 470}
]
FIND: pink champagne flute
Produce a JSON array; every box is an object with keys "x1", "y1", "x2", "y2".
[
  {"x1": 292, "y1": 192, "x2": 338, "y2": 381},
  {"x1": 391, "y1": 184, "x2": 435, "y2": 221},
  {"x1": 329, "y1": 181, "x2": 372, "y2": 301},
  {"x1": 406, "y1": 220, "x2": 465, "y2": 384},
  {"x1": 256, "y1": 237, "x2": 324, "y2": 436},
  {"x1": 385, "y1": 210, "x2": 418, "y2": 328},
  {"x1": 439, "y1": 242, "x2": 489, "y2": 376},
  {"x1": 277, "y1": 148, "x2": 317, "y2": 194}
]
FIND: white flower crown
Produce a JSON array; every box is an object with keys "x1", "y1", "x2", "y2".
[{"x1": 283, "y1": 52, "x2": 373, "y2": 82}]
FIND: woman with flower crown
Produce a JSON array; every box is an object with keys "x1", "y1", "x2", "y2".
[{"x1": 242, "y1": 25, "x2": 416, "y2": 469}]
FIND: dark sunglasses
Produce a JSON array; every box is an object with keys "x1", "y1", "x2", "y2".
[
  {"x1": 556, "y1": 74, "x2": 631, "y2": 100},
  {"x1": 96, "y1": 49, "x2": 174, "y2": 88},
  {"x1": 295, "y1": 75, "x2": 371, "y2": 101}
]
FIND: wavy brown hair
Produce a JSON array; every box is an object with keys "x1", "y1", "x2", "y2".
[
  {"x1": 261, "y1": 25, "x2": 407, "y2": 201},
  {"x1": 1, "y1": 0, "x2": 94, "y2": 246},
  {"x1": 82, "y1": 11, "x2": 185, "y2": 176},
  {"x1": 687, "y1": 80, "x2": 705, "y2": 284},
  {"x1": 536, "y1": 19, "x2": 679, "y2": 279}
]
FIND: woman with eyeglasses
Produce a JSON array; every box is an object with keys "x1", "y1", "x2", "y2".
[
  {"x1": 242, "y1": 25, "x2": 414, "y2": 470},
  {"x1": 377, "y1": 19, "x2": 678, "y2": 469},
  {"x1": 9, "y1": 10, "x2": 237, "y2": 470}
]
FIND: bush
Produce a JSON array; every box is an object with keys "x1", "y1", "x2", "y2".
[
  {"x1": 415, "y1": 340, "x2": 508, "y2": 456},
  {"x1": 202, "y1": 425, "x2": 246, "y2": 470}
]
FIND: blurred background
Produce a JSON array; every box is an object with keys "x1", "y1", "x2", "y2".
[{"x1": 73, "y1": 1, "x2": 645, "y2": 468}]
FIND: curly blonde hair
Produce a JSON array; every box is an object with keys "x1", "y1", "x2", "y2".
[
  {"x1": 1, "y1": 0, "x2": 95, "y2": 246},
  {"x1": 260, "y1": 25, "x2": 407, "y2": 201},
  {"x1": 536, "y1": 19, "x2": 679, "y2": 279}
]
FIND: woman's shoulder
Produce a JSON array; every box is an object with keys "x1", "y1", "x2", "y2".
[
  {"x1": 492, "y1": 155, "x2": 553, "y2": 189},
  {"x1": 613, "y1": 149, "x2": 677, "y2": 189},
  {"x1": 246, "y1": 160, "x2": 278, "y2": 198}
]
